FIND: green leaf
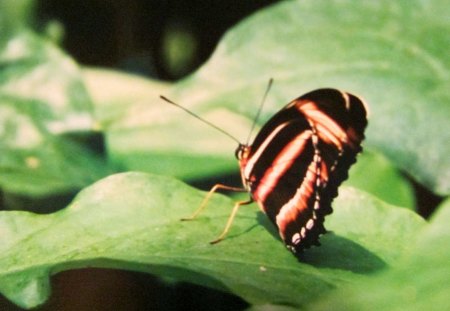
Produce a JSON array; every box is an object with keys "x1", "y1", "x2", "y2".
[
  {"x1": 100, "y1": 75, "x2": 249, "y2": 178},
  {"x1": 344, "y1": 149, "x2": 415, "y2": 209},
  {"x1": 0, "y1": 32, "x2": 112, "y2": 197},
  {"x1": 81, "y1": 67, "x2": 171, "y2": 126},
  {"x1": 105, "y1": 0, "x2": 449, "y2": 194},
  {"x1": 0, "y1": 32, "x2": 94, "y2": 132},
  {"x1": 0, "y1": 130, "x2": 112, "y2": 198},
  {"x1": 308, "y1": 198, "x2": 450, "y2": 311},
  {"x1": 80, "y1": 68, "x2": 214, "y2": 178},
  {"x1": 0, "y1": 172, "x2": 425, "y2": 309},
  {"x1": 0, "y1": 0, "x2": 35, "y2": 40}
]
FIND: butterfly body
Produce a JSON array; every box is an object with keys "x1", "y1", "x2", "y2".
[
  {"x1": 236, "y1": 88, "x2": 368, "y2": 253},
  {"x1": 165, "y1": 86, "x2": 368, "y2": 254}
]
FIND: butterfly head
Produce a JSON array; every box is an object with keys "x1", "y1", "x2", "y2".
[
  {"x1": 235, "y1": 143, "x2": 253, "y2": 190},
  {"x1": 235, "y1": 143, "x2": 250, "y2": 161}
]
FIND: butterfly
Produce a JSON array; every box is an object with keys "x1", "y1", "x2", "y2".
[{"x1": 162, "y1": 86, "x2": 368, "y2": 254}]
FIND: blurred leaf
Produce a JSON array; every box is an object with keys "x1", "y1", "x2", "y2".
[
  {"x1": 0, "y1": 32, "x2": 93, "y2": 132},
  {"x1": 81, "y1": 67, "x2": 171, "y2": 125},
  {"x1": 308, "y1": 198, "x2": 450, "y2": 311},
  {"x1": 0, "y1": 0, "x2": 35, "y2": 40},
  {"x1": 0, "y1": 32, "x2": 111, "y2": 197},
  {"x1": 0, "y1": 172, "x2": 425, "y2": 309},
  {"x1": 161, "y1": 21, "x2": 198, "y2": 78},
  {"x1": 105, "y1": 0, "x2": 449, "y2": 195},
  {"x1": 344, "y1": 149, "x2": 415, "y2": 209},
  {"x1": 103, "y1": 85, "x2": 250, "y2": 178},
  {"x1": 81, "y1": 67, "x2": 191, "y2": 175},
  {"x1": 0, "y1": 133, "x2": 111, "y2": 199}
]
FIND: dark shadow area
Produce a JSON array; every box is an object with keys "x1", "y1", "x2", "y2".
[
  {"x1": 0, "y1": 189, "x2": 4, "y2": 211},
  {"x1": 256, "y1": 212, "x2": 386, "y2": 274},
  {"x1": 0, "y1": 266, "x2": 249, "y2": 311},
  {"x1": 298, "y1": 233, "x2": 387, "y2": 274},
  {"x1": 61, "y1": 131, "x2": 107, "y2": 158},
  {"x1": 0, "y1": 294, "x2": 22, "y2": 311},
  {"x1": 408, "y1": 175, "x2": 443, "y2": 219},
  {"x1": 2, "y1": 191, "x2": 77, "y2": 214},
  {"x1": 36, "y1": 0, "x2": 280, "y2": 80},
  {"x1": 188, "y1": 172, "x2": 242, "y2": 192}
]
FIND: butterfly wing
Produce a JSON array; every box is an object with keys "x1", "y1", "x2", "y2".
[{"x1": 241, "y1": 89, "x2": 368, "y2": 253}]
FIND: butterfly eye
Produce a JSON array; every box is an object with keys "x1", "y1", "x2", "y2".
[
  {"x1": 235, "y1": 144, "x2": 244, "y2": 159},
  {"x1": 235, "y1": 144, "x2": 251, "y2": 160}
]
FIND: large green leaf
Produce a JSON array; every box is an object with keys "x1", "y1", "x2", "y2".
[
  {"x1": 308, "y1": 198, "x2": 450, "y2": 311},
  {"x1": 0, "y1": 31, "x2": 112, "y2": 197},
  {"x1": 105, "y1": 0, "x2": 449, "y2": 195},
  {"x1": 0, "y1": 32, "x2": 93, "y2": 129},
  {"x1": 81, "y1": 67, "x2": 171, "y2": 125},
  {"x1": 0, "y1": 172, "x2": 425, "y2": 309}
]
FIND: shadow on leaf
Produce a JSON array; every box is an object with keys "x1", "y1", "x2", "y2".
[
  {"x1": 298, "y1": 233, "x2": 386, "y2": 274},
  {"x1": 256, "y1": 212, "x2": 386, "y2": 274}
]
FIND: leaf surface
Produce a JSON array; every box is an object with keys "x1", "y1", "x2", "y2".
[
  {"x1": 0, "y1": 33, "x2": 111, "y2": 197},
  {"x1": 0, "y1": 172, "x2": 425, "y2": 309},
  {"x1": 308, "y1": 198, "x2": 450, "y2": 311}
]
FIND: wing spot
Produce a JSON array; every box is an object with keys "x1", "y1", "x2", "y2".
[
  {"x1": 292, "y1": 232, "x2": 301, "y2": 244},
  {"x1": 315, "y1": 178, "x2": 321, "y2": 187},
  {"x1": 312, "y1": 133, "x2": 319, "y2": 146},
  {"x1": 287, "y1": 245, "x2": 297, "y2": 253},
  {"x1": 301, "y1": 227, "x2": 306, "y2": 238},
  {"x1": 314, "y1": 200, "x2": 320, "y2": 210},
  {"x1": 306, "y1": 219, "x2": 314, "y2": 230}
]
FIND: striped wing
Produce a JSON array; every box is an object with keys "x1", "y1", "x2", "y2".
[{"x1": 239, "y1": 89, "x2": 368, "y2": 253}]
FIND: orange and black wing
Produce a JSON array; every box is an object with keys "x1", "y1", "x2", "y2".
[{"x1": 241, "y1": 89, "x2": 368, "y2": 253}]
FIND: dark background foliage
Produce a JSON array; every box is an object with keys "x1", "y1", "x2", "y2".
[{"x1": 36, "y1": 0, "x2": 277, "y2": 80}]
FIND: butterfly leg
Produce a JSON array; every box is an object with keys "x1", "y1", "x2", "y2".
[
  {"x1": 181, "y1": 184, "x2": 247, "y2": 221},
  {"x1": 210, "y1": 198, "x2": 254, "y2": 244}
]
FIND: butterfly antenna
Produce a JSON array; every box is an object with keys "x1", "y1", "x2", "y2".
[
  {"x1": 160, "y1": 95, "x2": 241, "y2": 144},
  {"x1": 245, "y1": 78, "x2": 273, "y2": 144}
]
